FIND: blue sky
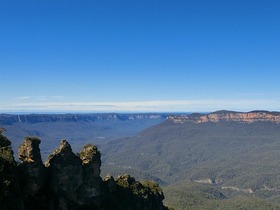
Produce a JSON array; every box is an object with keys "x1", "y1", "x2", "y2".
[{"x1": 1, "y1": 0, "x2": 280, "y2": 112}]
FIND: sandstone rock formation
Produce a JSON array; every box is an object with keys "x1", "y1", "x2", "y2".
[
  {"x1": 168, "y1": 110, "x2": 280, "y2": 124},
  {"x1": 103, "y1": 174, "x2": 167, "y2": 210},
  {"x1": 18, "y1": 137, "x2": 47, "y2": 210},
  {"x1": 78, "y1": 144, "x2": 103, "y2": 208},
  {"x1": 0, "y1": 134, "x2": 169, "y2": 210},
  {"x1": 46, "y1": 139, "x2": 83, "y2": 210},
  {"x1": 0, "y1": 133, "x2": 24, "y2": 210}
]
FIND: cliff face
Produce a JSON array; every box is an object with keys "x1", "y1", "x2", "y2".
[
  {"x1": 78, "y1": 144, "x2": 103, "y2": 207},
  {"x1": 168, "y1": 110, "x2": 280, "y2": 124},
  {"x1": 0, "y1": 113, "x2": 166, "y2": 125},
  {"x1": 0, "y1": 134, "x2": 168, "y2": 210},
  {"x1": 18, "y1": 137, "x2": 47, "y2": 210},
  {"x1": 46, "y1": 140, "x2": 84, "y2": 210},
  {"x1": 0, "y1": 134, "x2": 24, "y2": 210}
]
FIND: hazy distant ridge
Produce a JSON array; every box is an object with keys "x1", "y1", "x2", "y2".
[
  {"x1": 0, "y1": 113, "x2": 168, "y2": 125},
  {"x1": 168, "y1": 110, "x2": 280, "y2": 124}
]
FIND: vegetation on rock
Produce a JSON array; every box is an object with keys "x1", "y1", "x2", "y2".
[{"x1": 0, "y1": 134, "x2": 168, "y2": 210}]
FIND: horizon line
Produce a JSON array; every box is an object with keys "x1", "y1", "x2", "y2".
[{"x1": 0, "y1": 99, "x2": 280, "y2": 113}]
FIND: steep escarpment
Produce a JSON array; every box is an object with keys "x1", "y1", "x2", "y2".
[
  {"x1": 0, "y1": 113, "x2": 166, "y2": 125},
  {"x1": 168, "y1": 110, "x2": 280, "y2": 124},
  {"x1": 0, "y1": 134, "x2": 168, "y2": 210}
]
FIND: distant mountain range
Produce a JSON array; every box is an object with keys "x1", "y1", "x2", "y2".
[
  {"x1": 0, "y1": 113, "x2": 168, "y2": 159},
  {"x1": 168, "y1": 110, "x2": 280, "y2": 123},
  {"x1": 0, "y1": 113, "x2": 168, "y2": 124}
]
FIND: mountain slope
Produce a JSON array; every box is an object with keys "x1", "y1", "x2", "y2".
[
  {"x1": 100, "y1": 111, "x2": 280, "y2": 206},
  {"x1": 163, "y1": 181, "x2": 280, "y2": 210}
]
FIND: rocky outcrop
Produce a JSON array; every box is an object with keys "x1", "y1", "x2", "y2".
[
  {"x1": 18, "y1": 137, "x2": 47, "y2": 210},
  {"x1": 221, "y1": 186, "x2": 254, "y2": 194},
  {"x1": 46, "y1": 140, "x2": 83, "y2": 210},
  {"x1": 103, "y1": 174, "x2": 168, "y2": 210},
  {"x1": 193, "y1": 178, "x2": 223, "y2": 185},
  {"x1": 78, "y1": 144, "x2": 103, "y2": 207},
  {"x1": 0, "y1": 134, "x2": 169, "y2": 210},
  {"x1": 0, "y1": 134, "x2": 24, "y2": 210},
  {"x1": 168, "y1": 110, "x2": 280, "y2": 124}
]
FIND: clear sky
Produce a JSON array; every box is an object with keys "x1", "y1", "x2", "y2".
[{"x1": 1, "y1": 0, "x2": 280, "y2": 113}]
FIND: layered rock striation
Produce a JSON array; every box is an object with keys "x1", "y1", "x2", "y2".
[
  {"x1": 0, "y1": 133, "x2": 168, "y2": 210},
  {"x1": 168, "y1": 110, "x2": 280, "y2": 124}
]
